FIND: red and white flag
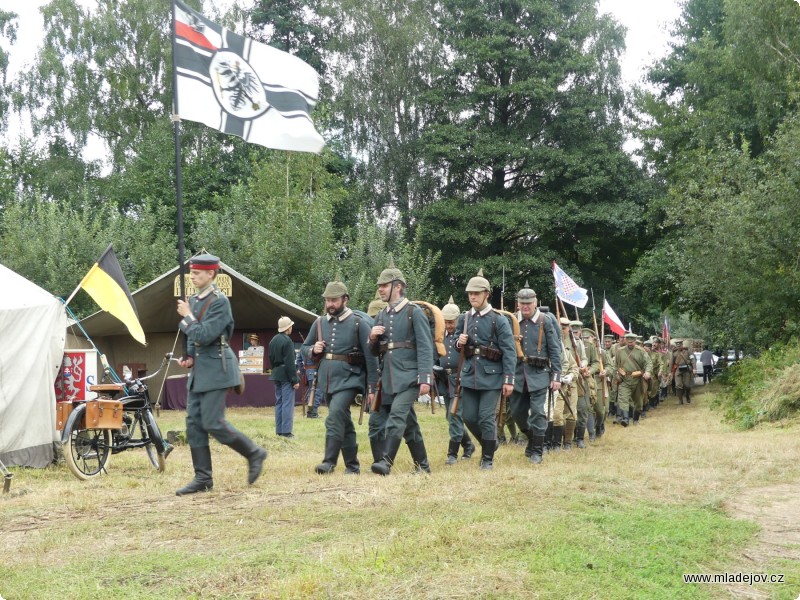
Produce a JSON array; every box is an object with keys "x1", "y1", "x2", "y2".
[
  {"x1": 173, "y1": 0, "x2": 324, "y2": 153},
  {"x1": 602, "y1": 299, "x2": 626, "y2": 337}
]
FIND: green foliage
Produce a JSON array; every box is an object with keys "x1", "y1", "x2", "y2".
[
  {"x1": 715, "y1": 339, "x2": 800, "y2": 429},
  {"x1": 0, "y1": 194, "x2": 176, "y2": 317}
]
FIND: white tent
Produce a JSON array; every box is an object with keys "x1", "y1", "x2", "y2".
[{"x1": 0, "y1": 264, "x2": 66, "y2": 467}]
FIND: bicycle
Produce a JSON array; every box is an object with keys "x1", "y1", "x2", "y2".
[{"x1": 59, "y1": 353, "x2": 177, "y2": 481}]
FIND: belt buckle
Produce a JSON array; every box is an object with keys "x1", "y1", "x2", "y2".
[
  {"x1": 474, "y1": 348, "x2": 481, "y2": 356},
  {"x1": 324, "y1": 353, "x2": 334, "y2": 360},
  {"x1": 387, "y1": 342, "x2": 396, "y2": 350}
]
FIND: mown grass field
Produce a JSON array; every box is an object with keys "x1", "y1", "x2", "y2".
[{"x1": 3, "y1": 386, "x2": 800, "y2": 599}]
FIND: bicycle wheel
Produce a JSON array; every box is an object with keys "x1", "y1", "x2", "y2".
[
  {"x1": 142, "y1": 410, "x2": 166, "y2": 473},
  {"x1": 64, "y1": 411, "x2": 113, "y2": 480}
]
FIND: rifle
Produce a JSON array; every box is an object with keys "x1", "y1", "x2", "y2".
[
  {"x1": 449, "y1": 315, "x2": 468, "y2": 416},
  {"x1": 590, "y1": 290, "x2": 607, "y2": 403},
  {"x1": 370, "y1": 376, "x2": 383, "y2": 413}
]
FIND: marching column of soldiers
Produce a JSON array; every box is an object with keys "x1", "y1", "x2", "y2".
[{"x1": 289, "y1": 263, "x2": 698, "y2": 476}]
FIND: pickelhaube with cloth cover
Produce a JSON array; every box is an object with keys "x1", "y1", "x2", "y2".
[
  {"x1": 465, "y1": 268, "x2": 491, "y2": 292},
  {"x1": 190, "y1": 252, "x2": 220, "y2": 270},
  {"x1": 376, "y1": 257, "x2": 406, "y2": 285},
  {"x1": 441, "y1": 295, "x2": 460, "y2": 320},
  {"x1": 516, "y1": 281, "x2": 536, "y2": 304},
  {"x1": 367, "y1": 291, "x2": 388, "y2": 317}
]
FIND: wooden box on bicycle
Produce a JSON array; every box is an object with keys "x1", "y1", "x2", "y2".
[
  {"x1": 56, "y1": 402, "x2": 74, "y2": 431},
  {"x1": 85, "y1": 399, "x2": 124, "y2": 429}
]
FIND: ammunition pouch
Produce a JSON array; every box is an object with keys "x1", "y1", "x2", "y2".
[
  {"x1": 523, "y1": 355, "x2": 550, "y2": 369},
  {"x1": 462, "y1": 343, "x2": 477, "y2": 358},
  {"x1": 346, "y1": 352, "x2": 365, "y2": 366},
  {"x1": 476, "y1": 345, "x2": 502, "y2": 361}
]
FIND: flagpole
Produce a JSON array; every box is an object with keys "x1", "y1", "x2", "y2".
[{"x1": 171, "y1": 0, "x2": 187, "y2": 301}]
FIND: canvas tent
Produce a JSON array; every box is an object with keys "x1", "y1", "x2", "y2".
[{"x1": 0, "y1": 264, "x2": 66, "y2": 467}]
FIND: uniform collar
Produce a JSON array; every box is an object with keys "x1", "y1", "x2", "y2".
[
  {"x1": 517, "y1": 308, "x2": 540, "y2": 323},
  {"x1": 386, "y1": 298, "x2": 409, "y2": 314},
  {"x1": 469, "y1": 304, "x2": 493, "y2": 317},
  {"x1": 196, "y1": 283, "x2": 215, "y2": 299},
  {"x1": 326, "y1": 307, "x2": 352, "y2": 322}
]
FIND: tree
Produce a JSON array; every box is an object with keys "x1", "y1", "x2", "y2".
[
  {"x1": 0, "y1": 8, "x2": 17, "y2": 134},
  {"x1": 417, "y1": 0, "x2": 649, "y2": 301}
]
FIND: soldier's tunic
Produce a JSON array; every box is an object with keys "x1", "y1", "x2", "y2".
[
  {"x1": 648, "y1": 348, "x2": 661, "y2": 400},
  {"x1": 560, "y1": 333, "x2": 581, "y2": 425},
  {"x1": 179, "y1": 284, "x2": 248, "y2": 448},
  {"x1": 455, "y1": 306, "x2": 517, "y2": 441},
  {"x1": 302, "y1": 308, "x2": 378, "y2": 450},
  {"x1": 587, "y1": 340, "x2": 607, "y2": 432},
  {"x1": 554, "y1": 342, "x2": 579, "y2": 427},
  {"x1": 509, "y1": 308, "x2": 562, "y2": 437},
  {"x1": 669, "y1": 348, "x2": 694, "y2": 401},
  {"x1": 368, "y1": 299, "x2": 433, "y2": 443},
  {"x1": 439, "y1": 327, "x2": 467, "y2": 442},
  {"x1": 614, "y1": 345, "x2": 652, "y2": 425}
]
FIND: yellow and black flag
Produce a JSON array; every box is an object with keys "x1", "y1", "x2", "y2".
[{"x1": 76, "y1": 245, "x2": 146, "y2": 345}]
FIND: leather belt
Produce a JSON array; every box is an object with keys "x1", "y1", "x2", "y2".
[
  {"x1": 387, "y1": 341, "x2": 415, "y2": 350},
  {"x1": 323, "y1": 353, "x2": 350, "y2": 361}
]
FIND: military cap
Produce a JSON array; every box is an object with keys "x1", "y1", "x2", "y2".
[
  {"x1": 623, "y1": 332, "x2": 637, "y2": 339},
  {"x1": 441, "y1": 295, "x2": 460, "y2": 320},
  {"x1": 603, "y1": 334, "x2": 614, "y2": 340},
  {"x1": 643, "y1": 339, "x2": 653, "y2": 346},
  {"x1": 322, "y1": 278, "x2": 348, "y2": 298},
  {"x1": 190, "y1": 252, "x2": 220, "y2": 270},
  {"x1": 465, "y1": 268, "x2": 491, "y2": 292},
  {"x1": 559, "y1": 317, "x2": 571, "y2": 326},
  {"x1": 376, "y1": 257, "x2": 406, "y2": 285},
  {"x1": 277, "y1": 316, "x2": 294, "y2": 333},
  {"x1": 367, "y1": 298, "x2": 387, "y2": 317},
  {"x1": 516, "y1": 281, "x2": 536, "y2": 304},
  {"x1": 570, "y1": 320, "x2": 583, "y2": 328},
  {"x1": 248, "y1": 333, "x2": 259, "y2": 341},
  {"x1": 581, "y1": 328, "x2": 595, "y2": 339}
]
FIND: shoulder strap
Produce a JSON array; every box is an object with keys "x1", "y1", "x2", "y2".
[{"x1": 195, "y1": 295, "x2": 215, "y2": 321}]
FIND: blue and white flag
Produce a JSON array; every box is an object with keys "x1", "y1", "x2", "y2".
[
  {"x1": 173, "y1": 0, "x2": 325, "y2": 153},
  {"x1": 553, "y1": 261, "x2": 588, "y2": 308}
]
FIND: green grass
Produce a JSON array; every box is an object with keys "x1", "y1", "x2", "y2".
[{"x1": 2, "y1": 393, "x2": 799, "y2": 599}]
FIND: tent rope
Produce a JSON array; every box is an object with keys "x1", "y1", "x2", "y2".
[{"x1": 154, "y1": 329, "x2": 182, "y2": 417}]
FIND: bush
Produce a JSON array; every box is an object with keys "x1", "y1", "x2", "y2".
[{"x1": 714, "y1": 339, "x2": 800, "y2": 428}]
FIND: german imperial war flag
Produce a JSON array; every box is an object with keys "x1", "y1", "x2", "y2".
[
  {"x1": 172, "y1": 0, "x2": 325, "y2": 153},
  {"x1": 78, "y1": 245, "x2": 146, "y2": 345}
]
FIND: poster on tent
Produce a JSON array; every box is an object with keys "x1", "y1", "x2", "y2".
[{"x1": 54, "y1": 349, "x2": 98, "y2": 403}]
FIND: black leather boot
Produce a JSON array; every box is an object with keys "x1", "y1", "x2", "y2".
[
  {"x1": 543, "y1": 422, "x2": 554, "y2": 453},
  {"x1": 176, "y1": 446, "x2": 213, "y2": 496},
  {"x1": 530, "y1": 435, "x2": 545, "y2": 465},
  {"x1": 371, "y1": 436, "x2": 403, "y2": 476},
  {"x1": 228, "y1": 433, "x2": 268, "y2": 485},
  {"x1": 575, "y1": 425, "x2": 586, "y2": 449},
  {"x1": 461, "y1": 433, "x2": 476, "y2": 459},
  {"x1": 407, "y1": 439, "x2": 431, "y2": 474},
  {"x1": 315, "y1": 437, "x2": 342, "y2": 474},
  {"x1": 523, "y1": 429, "x2": 535, "y2": 458},
  {"x1": 306, "y1": 406, "x2": 319, "y2": 418},
  {"x1": 479, "y1": 438, "x2": 496, "y2": 470},
  {"x1": 551, "y1": 425, "x2": 564, "y2": 451},
  {"x1": 633, "y1": 410, "x2": 640, "y2": 425},
  {"x1": 686, "y1": 389, "x2": 691, "y2": 403},
  {"x1": 369, "y1": 436, "x2": 382, "y2": 463},
  {"x1": 342, "y1": 444, "x2": 360, "y2": 475},
  {"x1": 445, "y1": 440, "x2": 460, "y2": 465}
]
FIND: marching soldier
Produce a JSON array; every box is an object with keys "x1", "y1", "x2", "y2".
[
  {"x1": 508, "y1": 284, "x2": 562, "y2": 464},
  {"x1": 643, "y1": 339, "x2": 661, "y2": 411},
  {"x1": 558, "y1": 318, "x2": 582, "y2": 448},
  {"x1": 368, "y1": 263, "x2": 434, "y2": 475},
  {"x1": 175, "y1": 253, "x2": 267, "y2": 496},
  {"x1": 455, "y1": 270, "x2": 517, "y2": 470},
  {"x1": 439, "y1": 296, "x2": 476, "y2": 464},
  {"x1": 602, "y1": 334, "x2": 617, "y2": 427},
  {"x1": 669, "y1": 339, "x2": 694, "y2": 404},
  {"x1": 613, "y1": 332, "x2": 652, "y2": 426},
  {"x1": 553, "y1": 317, "x2": 580, "y2": 449},
  {"x1": 582, "y1": 328, "x2": 605, "y2": 440},
  {"x1": 302, "y1": 277, "x2": 378, "y2": 475}
]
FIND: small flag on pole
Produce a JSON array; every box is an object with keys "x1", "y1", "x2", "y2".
[
  {"x1": 173, "y1": 0, "x2": 325, "y2": 153},
  {"x1": 662, "y1": 316, "x2": 670, "y2": 347},
  {"x1": 76, "y1": 245, "x2": 146, "y2": 345},
  {"x1": 602, "y1": 299, "x2": 626, "y2": 337},
  {"x1": 553, "y1": 261, "x2": 588, "y2": 308}
]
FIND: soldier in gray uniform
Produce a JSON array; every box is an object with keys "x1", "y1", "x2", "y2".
[
  {"x1": 509, "y1": 284, "x2": 562, "y2": 464},
  {"x1": 302, "y1": 278, "x2": 378, "y2": 474},
  {"x1": 175, "y1": 253, "x2": 267, "y2": 496},
  {"x1": 368, "y1": 263, "x2": 434, "y2": 476},
  {"x1": 455, "y1": 270, "x2": 516, "y2": 470},
  {"x1": 439, "y1": 296, "x2": 476, "y2": 464}
]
